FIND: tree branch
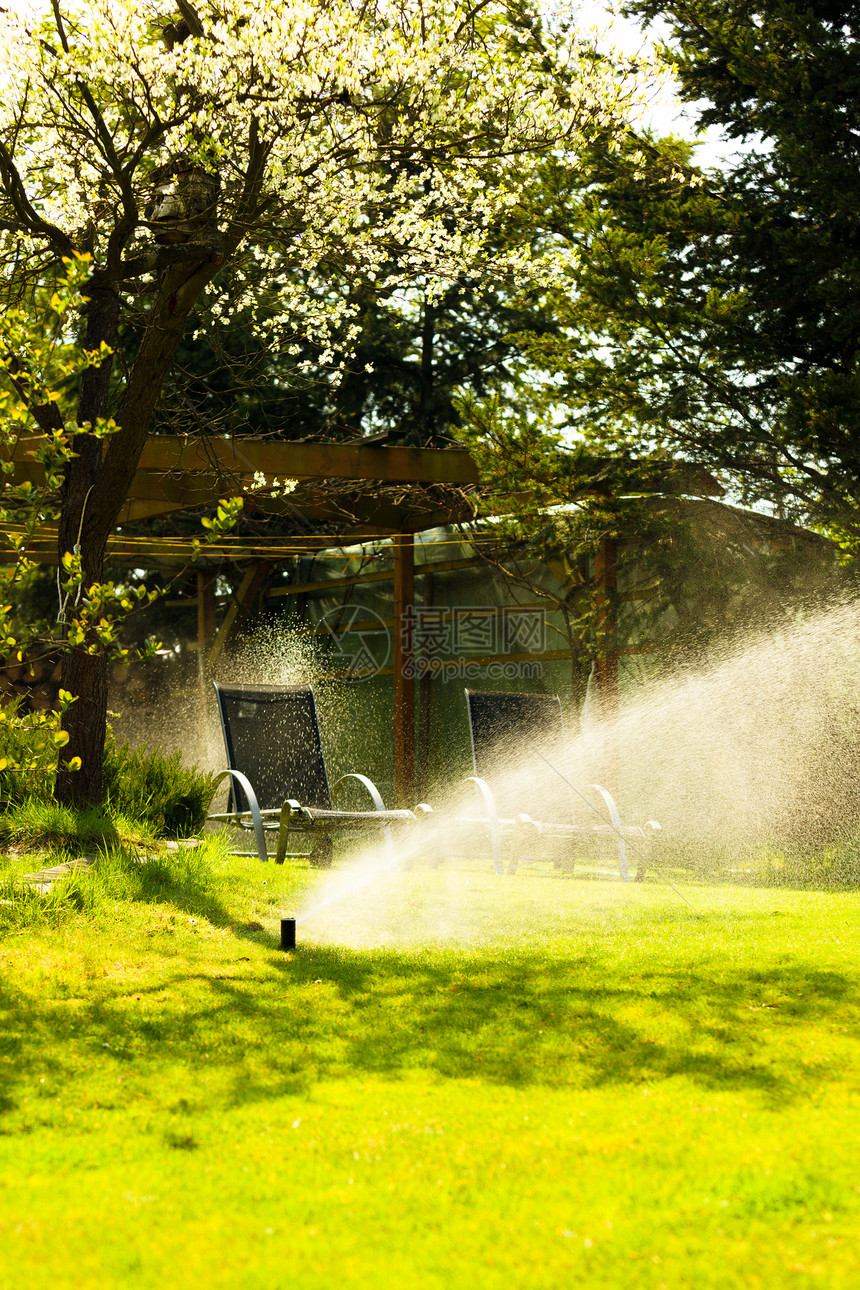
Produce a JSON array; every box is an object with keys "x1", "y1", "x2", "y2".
[
  {"x1": 0, "y1": 142, "x2": 74, "y2": 258},
  {"x1": 88, "y1": 238, "x2": 224, "y2": 287},
  {"x1": 0, "y1": 344, "x2": 66, "y2": 436},
  {"x1": 222, "y1": 118, "x2": 272, "y2": 256}
]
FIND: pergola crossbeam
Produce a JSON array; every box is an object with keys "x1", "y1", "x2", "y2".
[{"x1": 135, "y1": 436, "x2": 480, "y2": 485}]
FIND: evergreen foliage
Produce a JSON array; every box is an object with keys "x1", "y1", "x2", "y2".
[
  {"x1": 0, "y1": 713, "x2": 216, "y2": 840},
  {"x1": 513, "y1": 3, "x2": 860, "y2": 548},
  {"x1": 102, "y1": 739, "x2": 218, "y2": 837}
]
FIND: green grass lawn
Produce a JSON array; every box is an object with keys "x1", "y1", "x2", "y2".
[{"x1": 2, "y1": 842, "x2": 860, "y2": 1288}]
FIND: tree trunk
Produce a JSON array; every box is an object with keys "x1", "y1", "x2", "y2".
[
  {"x1": 54, "y1": 648, "x2": 109, "y2": 805},
  {"x1": 53, "y1": 262, "x2": 214, "y2": 805},
  {"x1": 54, "y1": 285, "x2": 119, "y2": 806}
]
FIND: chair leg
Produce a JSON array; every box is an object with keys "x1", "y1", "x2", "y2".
[
  {"x1": 310, "y1": 836, "x2": 334, "y2": 868},
  {"x1": 405, "y1": 803, "x2": 436, "y2": 870},
  {"x1": 636, "y1": 821, "x2": 662, "y2": 882},
  {"x1": 276, "y1": 800, "x2": 303, "y2": 864},
  {"x1": 462, "y1": 776, "x2": 504, "y2": 876},
  {"x1": 508, "y1": 814, "x2": 539, "y2": 876},
  {"x1": 590, "y1": 783, "x2": 629, "y2": 882},
  {"x1": 212, "y1": 769, "x2": 269, "y2": 863}
]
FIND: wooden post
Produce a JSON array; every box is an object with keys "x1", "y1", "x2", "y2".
[
  {"x1": 393, "y1": 533, "x2": 415, "y2": 807},
  {"x1": 197, "y1": 569, "x2": 217, "y2": 646},
  {"x1": 416, "y1": 570, "x2": 433, "y2": 801},
  {"x1": 207, "y1": 560, "x2": 272, "y2": 672},
  {"x1": 196, "y1": 569, "x2": 218, "y2": 751},
  {"x1": 594, "y1": 536, "x2": 619, "y2": 790}
]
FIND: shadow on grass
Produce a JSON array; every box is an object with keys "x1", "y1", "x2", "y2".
[
  {"x1": 273, "y1": 946, "x2": 851, "y2": 1094},
  {"x1": 1, "y1": 925, "x2": 855, "y2": 1118},
  {"x1": 1, "y1": 847, "x2": 857, "y2": 1113}
]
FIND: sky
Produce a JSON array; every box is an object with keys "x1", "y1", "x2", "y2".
[{"x1": 573, "y1": 0, "x2": 740, "y2": 171}]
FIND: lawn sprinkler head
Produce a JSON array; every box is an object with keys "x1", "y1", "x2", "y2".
[{"x1": 280, "y1": 917, "x2": 297, "y2": 950}]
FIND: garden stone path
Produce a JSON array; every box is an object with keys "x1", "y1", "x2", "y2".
[{"x1": 22, "y1": 838, "x2": 202, "y2": 893}]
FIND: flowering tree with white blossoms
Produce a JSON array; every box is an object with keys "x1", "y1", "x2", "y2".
[{"x1": 0, "y1": 0, "x2": 647, "y2": 804}]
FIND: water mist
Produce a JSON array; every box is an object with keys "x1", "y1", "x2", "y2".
[{"x1": 121, "y1": 593, "x2": 860, "y2": 948}]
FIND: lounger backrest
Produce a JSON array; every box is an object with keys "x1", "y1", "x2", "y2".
[
  {"x1": 466, "y1": 689, "x2": 566, "y2": 776},
  {"x1": 213, "y1": 682, "x2": 332, "y2": 813},
  {"x1": 465, "y1": 688, "x2": 571, "y2": 819}
]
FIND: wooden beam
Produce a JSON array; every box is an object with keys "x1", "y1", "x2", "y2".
[
  {"x1": 197, "y1": 570, "x2": 217, "y2": 648},
  {"x1": 135, "y1": 436, "x2": 479, "y2": 485},
  {"x1": 594, "y1": 537, "x2": 618, "y2": 715},
  {"x1": 6, "y1": 462, "x2": 474, "y2": 532},
  {"x1": 392, "y1": 533, "x2": 415, "y2": 808},
  {"x1": 7, "y1": 433, "x2": 479, "y2": 486},
  {"x1": 207, "y1": 561, "x2": 272, "y2": 671},
  {"x1": 117, "y1": 499, "x2": 188, "y2": 522},
  {"x1": 250, "y1": 494, "x2": 475, "y2": 531},
  {"x1": 0, "y1": 528, "x2": 430, "y2": 566},
  {"x1": 322, "y1": 647, "x2": 639, "y2": 681},
  {"x1": 196, "y1": 569, "x2": 218, "y2": 745},
  {"x1": 416, "y1": 570, "x2": 434, "y2": 801},
  {"x1": 594, "y1": 536, "x2": 619, "y2": 790},
  {"x1": 268, "y1": 555, "x2": 483, "y2": 599}
]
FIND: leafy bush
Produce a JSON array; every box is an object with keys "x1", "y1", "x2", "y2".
[
  {"x1": 102, "y1": 739, "x2": 218, "y2": 838},
  {"x1": 0, "y1": 712, "x2": 217, "y2": 839},
  {"x1": 760, "y1": 834, "x2": 860, "y2": 888},
  {"x1": 0, "y1": 698, "x2": 75, "y2": 808}
]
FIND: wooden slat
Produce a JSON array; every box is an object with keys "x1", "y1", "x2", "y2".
[
  {"x1": 0, "y1": 528, "x2": 440, "y2": 565},
  {"x1": 136, "y1": 436, "x2": 479, "y2": 484},
  {"x1": 326, "y1": 643, "x2": 655, "y2": 679},
  {"x1": 117, "y1": 499, "x2": 187, "y2": 522},
  {"x1": 206, "y1": 561, "x2": 272, "y2": 670},
  {"x1": 7, "y1": 433, "x2": 479, "y2": 486},
  {"x1": 393, "y1": 534, "x2": 415, "y2": 807},
  {"x1": 267, "y1": 555, "x2": 482, "y2": 598}
]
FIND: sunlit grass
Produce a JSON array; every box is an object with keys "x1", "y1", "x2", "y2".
[
  {"x1": 0, "y1": 798, "x2": 154, "y2": 856},
  {"x1": 2, "y1": 844, "x2": 860, "y2": 1287}
]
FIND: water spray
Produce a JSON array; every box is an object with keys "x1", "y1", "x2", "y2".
[
  {"x1": 531, "y1": 748, "x2": 693, "y2": 907},
  {"x1": 295, "y1": 843, "x2": 404, "y2": 926}
]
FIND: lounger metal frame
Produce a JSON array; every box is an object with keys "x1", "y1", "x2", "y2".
[
  {"x1": 460, "y1": 689, "x2": 660, "y2": 880},
  {"x1": 209, "y1": 682, "x2": 416, "y2": 864}
]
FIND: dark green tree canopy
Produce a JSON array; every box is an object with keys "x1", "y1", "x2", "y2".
[{"x1": 515, "y1": 2, "x2": 860, "y2": 548}]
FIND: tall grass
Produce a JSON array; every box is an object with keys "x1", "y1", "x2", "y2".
[
  {"x1": 0, "y1": 835, "x2": 226, "y2": 933},
  {"x1": 0, "y1": 799, "x2": 130, "y2": 854},
  {"x1": 0, "y1": 730, "x2": 217, "y2": 840}
]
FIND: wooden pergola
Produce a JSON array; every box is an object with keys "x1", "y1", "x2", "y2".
[
  {"x1": 5, "y1": 433, "x2": 480, "y2": 805},
  {"x1": 5, "y1": 434, "x2": 725, "y2": 804}
]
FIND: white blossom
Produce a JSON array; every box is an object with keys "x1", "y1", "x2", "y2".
[{"x1": 0, "y1": 0, "x2": 659, "y2": 355}]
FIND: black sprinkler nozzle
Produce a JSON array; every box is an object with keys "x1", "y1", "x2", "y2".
[{"x1": 280, "y1": 917, "x2": 297, "y2": 950}]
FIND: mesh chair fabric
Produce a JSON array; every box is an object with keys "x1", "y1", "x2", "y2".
[
  {"x1": 465, "y1": 689, "x2": 571, "y2": 822},
  {"x1": 214, "y1": 683, "x2": 332, "y2": 813},
  {"x1": 465, "y1": 690, "x2": 566, "y2": 778}
]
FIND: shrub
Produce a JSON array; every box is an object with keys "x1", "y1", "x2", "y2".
[
  {"x1": 760, "y1": 834, "x2": 860, "y2": 888},
  {"x1": 0, "y1": 699, "x2": 73, "y2": 808},
  {"x1": 102, "y1": 739, "x2": 218, "y2": 838},
  {"x1": 0, "y1": 713, "x2": 216, "y2": 838}
]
